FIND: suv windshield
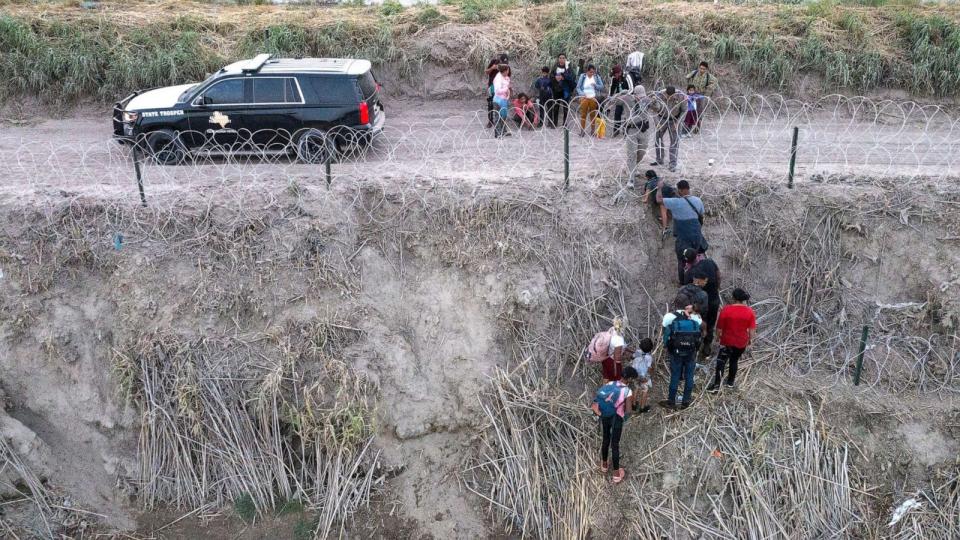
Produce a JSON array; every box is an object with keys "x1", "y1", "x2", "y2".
[{"x1": 176, "y1": 84, "x2": 198, "y2": 103}]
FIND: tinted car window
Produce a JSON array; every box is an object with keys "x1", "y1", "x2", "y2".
[
  {"x1": 358, "y1": 72, "x2": 378, "y2": 99},
  {"x1": 203, "y1": 79, "x2": 245, "y2": 105},
  {"x1": 308, "y1": 77, "x2": 358, "y2": 105},
  {"x1": 253, "y1": 77, "x2": 302, "y2": 104}
]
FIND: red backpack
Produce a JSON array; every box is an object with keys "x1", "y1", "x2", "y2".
[{"x1": 586, "y1": 328, "x2": 616, "y2": 363}]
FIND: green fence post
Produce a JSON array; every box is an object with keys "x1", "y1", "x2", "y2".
[
  {"x1": 853, "y1": 324, "x2": 870, "y2": 386},
  {"x1": 788, "y1": 126, "x2": 799, "y2": 189},
  {"x1": 563, "y1": 126, "x2": 570, "y2": 191},
  {"x1": 325, "y1": 159, "x2": 332, "y2": 189},
  {"x1": 132, "y1": 145, "x2": 147, "y2": 207}
]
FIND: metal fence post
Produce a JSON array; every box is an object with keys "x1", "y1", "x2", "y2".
[
  {"x1": 788, "y1": 126, "x2": 799, "y2": 189},
  {"x1": 325, "y1": 159, "x2": 332, "y2": 189},
  {"x1": 132, "y1": 145, "x2": 147, "y2": 207},
  {"x1": 563, "y1": 126, "x2": 570, "y2": 190},
  {"x1": 853, "y1": 324, "x2": 870, "y2": 386}
]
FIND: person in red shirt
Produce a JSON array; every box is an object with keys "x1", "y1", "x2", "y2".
[{"x1": 709, "y1": 288, "x2": 756, "y2": 392}]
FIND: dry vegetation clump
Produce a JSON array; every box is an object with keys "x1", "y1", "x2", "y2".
[{"x1": 112, "y1": 318, "x2": 380, "y2": 536}]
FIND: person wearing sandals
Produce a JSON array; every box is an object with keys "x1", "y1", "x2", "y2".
[{"x1": 592, "y1": 366, "x2": 639, "y2": 484}]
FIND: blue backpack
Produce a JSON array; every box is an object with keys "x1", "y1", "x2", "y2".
[
  {"x1": 667, "y1": 311, "x2": 702, "y2": 357},
  {"x1": 594, "y1": 382, "x2": 625, "y2": 418}
]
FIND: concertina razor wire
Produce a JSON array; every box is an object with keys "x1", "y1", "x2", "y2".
[{"x1": 5, "y1": 93, "x2": 960, "y2": 204}]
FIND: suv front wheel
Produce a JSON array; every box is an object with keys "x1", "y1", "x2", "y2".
[
  {"x1": 295, "y1": 129, "x2": 336, "y2": 164},
  {"x1": 144, "y1": 129, "x2": 187, "y2": 165}
]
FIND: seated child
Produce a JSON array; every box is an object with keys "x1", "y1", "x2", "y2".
[
  {"x1": 512, "y1": 93, "x2": 539, "y2": 129},
  {"x1": 631, "y1": 338, "x2": 654, "y2": 413}
]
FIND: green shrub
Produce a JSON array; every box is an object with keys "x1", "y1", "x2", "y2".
[
  {"x1": 380, "y1": 0, "x2": 405, "y2": 17},
  {"x1": 234, "y1": 493, "x2": 257, "y2": 524},
  {"x1": 444, "y1": 0, "x2": 518, "y2": 24},
  {"x1": 415, "y1": 4, "x2": 447, "y2": 26}
]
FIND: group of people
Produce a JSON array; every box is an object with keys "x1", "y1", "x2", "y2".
[
  {"x1": 484, "y1": 52, "x2": 720, "y2": 174},
  {"x1": 588, "y1": 156, "x2": 755, "y2": 485}
]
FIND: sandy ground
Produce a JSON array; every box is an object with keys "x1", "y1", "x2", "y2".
[{"x1": 1, "y1": 98, "x2": 956, "y2": 209}]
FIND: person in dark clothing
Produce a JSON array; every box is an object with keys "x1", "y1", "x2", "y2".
[
  {"x1": 684, "y1": 252, "x2": 721, "y2": 355},
  {"x1": 609, "y1": 65, "x2": 629, "y2": 136},
  {"x1": 641, "y1": 170, "x2": 676, "y2": 217},
  {"x1": 533, "y1": 66, "x2": 553, "y2": 125},
  {"x1": 592, "y1": 366, "x2": 638, "y2": 484},
  {"x1": 484, "y1": 53, "x2": 508, "y2": 128},
  {"x1": 548, "y1": 71, "x2": 574, "y2": 128}
]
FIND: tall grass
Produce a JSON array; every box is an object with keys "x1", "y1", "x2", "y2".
[
  {"x1": 898, "y1": 14, "x2": 960, "y2": 97},
  {"x1": 0, "y1": 2, "x2": 958, "y2": 104}
]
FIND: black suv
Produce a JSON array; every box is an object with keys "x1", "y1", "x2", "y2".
[{"x1": 113, "y1": 54, "x2": 384, "y2": 163}]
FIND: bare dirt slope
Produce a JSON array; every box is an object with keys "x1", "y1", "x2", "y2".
[{"x1": 1, "y1": 100, "x2": 959, "y2": 538}]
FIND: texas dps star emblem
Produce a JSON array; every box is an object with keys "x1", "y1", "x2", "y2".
[{"x1": 209, "y1": 111, "x2": 231, "y2": 129}]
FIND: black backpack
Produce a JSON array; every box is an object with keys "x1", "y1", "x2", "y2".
[{"x1": 667, "y1": 311, "x2": 701, "y2": 357}]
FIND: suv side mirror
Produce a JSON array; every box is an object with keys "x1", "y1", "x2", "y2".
[{"x1": 192, "y1": 95, "x2": 211, "y2": 107}]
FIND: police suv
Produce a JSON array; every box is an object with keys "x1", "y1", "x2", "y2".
[{"x1": 113, "y1": 54, "x2": 384, "y2": 163}]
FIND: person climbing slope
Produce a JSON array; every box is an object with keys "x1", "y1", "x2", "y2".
[
  {"x1": 709, "y1": 288, "x2": 757, "y2": 392},
  {"x1": 659, "y1": 301, "x2": 702, "y2": 410},
  {"x1": 657, "y1": 179, "x2": 708, "y2": 284},
  {"x1": 592, "y1": 366, "x2": 638, "y2": 484}
]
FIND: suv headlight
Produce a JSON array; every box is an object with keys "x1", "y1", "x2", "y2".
[{"x1": 122, "y1": 111, "x2": 139, "y2": 123}]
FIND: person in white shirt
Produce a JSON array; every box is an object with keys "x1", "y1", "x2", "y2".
[
  {"x1": 631, "y1": 337, "x2": 655, "y2": 413},
  {"x1": 576, "y1": 64, "x2": 605, "y2": 137}
]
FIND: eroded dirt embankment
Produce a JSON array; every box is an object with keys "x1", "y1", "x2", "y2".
[{"x1": 1, "y1": 149, "x2": 959, "y2": 537}]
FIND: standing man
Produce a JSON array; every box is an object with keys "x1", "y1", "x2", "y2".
[
  {"x1": 709, "y1": 288, "x2": 757, "y2": 392},
  {"x1": 657, "y1": 179, "x2": 707, "y2": 284},
  {"x1": 484, "y1": 53, "x2": 509, "y2": 128},
  {"x1": 592, "y1": 366, "x2": 638, "y2": 484},
  {"x1": 685, "y1": 61, "x2": 718, "y2": 133},
  {"x1": 623, "y1": 86, "x2": 651, "y2": 188},
  {"x1": 683, "y1": 249, "x2": 721, "y2": 356},
  {"x1": 659, "y1": 302, "x2": 702, "y2": 410},
  {"x1": 649, "y1": 86, "x2": 686, "y2": 172}
]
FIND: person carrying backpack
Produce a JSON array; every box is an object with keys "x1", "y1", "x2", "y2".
[
  {"x1": 591, "y1": 366, "x2": 638, "y2": 484},
  {"x1": 659, "y1": 302, "x2": 703, "y2": 410}
]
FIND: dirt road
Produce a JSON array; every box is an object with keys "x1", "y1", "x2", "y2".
[{"x1": 1, "y1": 98, "x2": 956, "y2": 208}]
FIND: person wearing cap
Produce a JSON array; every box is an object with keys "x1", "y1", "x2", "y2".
[
  {"x1": 609, "y1": 65, "x2": 630, "y2": 136},
  {"x1": 684, "y1": 251, "x2": 721, "y2": 355},
  {"x1": 624, "y1": 91, "x2": 652, "y2": 188},
  {"x1": 649, "y1": 85, "x2": 687, "y2": 172},
  {"x1": 710, "y1": 288, "x2": 756, "y2": 391},
  {"x1": 657, "y1": 179, "x2": 707, "y2": 284},
  {"x1": 484, "y1": 53, "x2": 509, "y2": 128}
]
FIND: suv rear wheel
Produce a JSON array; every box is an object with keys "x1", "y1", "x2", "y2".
[{"x1": 295, "y1": 129, "x2": 336, "y2": 164}]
